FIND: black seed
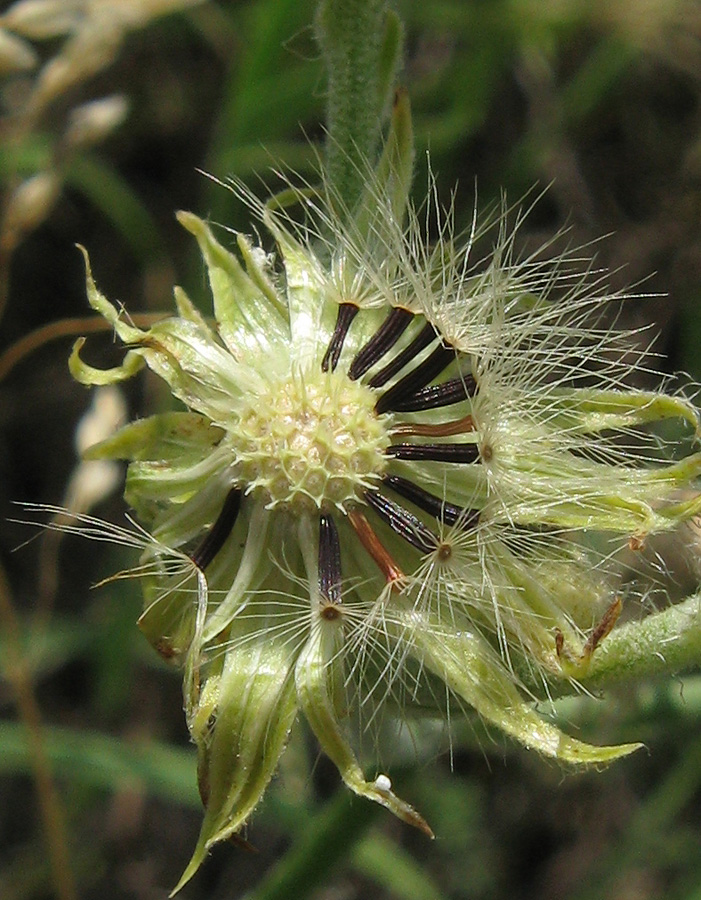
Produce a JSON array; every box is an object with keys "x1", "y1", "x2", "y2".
[
  {"x1": 319, "y1": 513, "x2": 342, "y2": 604},
  {"x1": 383, "y1": 474, "x2": 479, "y2": 528},
  {"x1": 190, "y1": 488, "x2": 242, "y2": 570},
  {"x1": 364, "y1": 490, "x2": 439, "y2": 554},
  {"x1": 375, "y1": 343, "x2": 457, "y2": 414},
  {"x1": 321, "y1": 303, "x2": 359, "y2": 372},
  {"x1": 368, "y1": 321, "x2": 437, "y2": 389},
  {"x1": 385, "y1": 442, "x2": 480, "y2": 463},
  {"x1": 389, "y1": 373, "x2": 477, "y2": 413},
  {"x1": 348, "y1": 307, "x2": 414, "y2": 380}
]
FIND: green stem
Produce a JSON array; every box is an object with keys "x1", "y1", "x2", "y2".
[
  {"x1": 315, "y1": 0, "x2": 402, "y2": 213},
  {"x1": 584, "y1": 594, "x2": 701, "y2": 687},
  {"x1": 515, "y1": 594, "x2": 701, "y2": 699}
]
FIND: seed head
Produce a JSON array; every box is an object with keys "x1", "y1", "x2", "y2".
[
  {"x1": 232, "y1": 368, "x2": 388, "y2": 512},
  {"x1": 69, "y1": 109, "x2": 701, "y2": 891}
]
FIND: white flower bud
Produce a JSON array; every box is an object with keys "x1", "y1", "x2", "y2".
[
  {"x1": 74, "y1": 385, "x2": 127, "y2": 456},
  {"x1": 0, "y1": 1, "x2": 83, "y2": 40},
  {"x1": 1, "y1": 172, "x2": 60, "y2": 252},
  {"x1": 64, "y1": 94, "x2": 129, "y2": 147},
  {"x1": 0, "y1": 28, "x2": 38, "y2": 74},
  {"x1": 26, "y1": 19, "x2": 122, "y2": 117},
  {"x1": 113, "y1": 0, "x2": 206, "y2": 29},
  {"x1": 61, "y1": 386, "x2": 127, "y2": 516}
]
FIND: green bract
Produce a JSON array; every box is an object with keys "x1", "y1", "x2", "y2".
[{"x1": 70, "y1": 102, "x2": 700, "y2": 892}]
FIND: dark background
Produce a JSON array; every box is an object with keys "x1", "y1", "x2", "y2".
[{"x1": 1, "y1": 2, "x2": 701, "y2": 898}]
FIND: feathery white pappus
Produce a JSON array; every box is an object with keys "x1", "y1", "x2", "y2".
[{"x1": 66, "y1": 103, "x2": 700, "y2": 892}]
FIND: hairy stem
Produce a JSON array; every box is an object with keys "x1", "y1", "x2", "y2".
[
  {"x1": 518, "y1": 593, "x2": 701, "y2": 699},
  {"x1": 315, "y1": 0, "x2": 402, "y2": 212},
  {"x1": 584, "y1": 593, "x2": 701, "y2": 688}
]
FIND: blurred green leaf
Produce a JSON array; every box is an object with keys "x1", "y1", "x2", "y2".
[
  {"x1": 0, "y1": 722, "x2": 199, "y2": 808},
  {"x1": 352, "y1": 833, "x2": 445, "y2": 900},
  {"x1": 0, "y1": 619, "x2": 95, "y2": 680},
  {"x1": 568, "y1": 732, "x2": 701, "y2": 900},
  {"x1": 247, "y1": 786, "x2": 380, "y2": 900},
  {"x1": 66, "y1": 155, "x2": 166, "y2": 262}
]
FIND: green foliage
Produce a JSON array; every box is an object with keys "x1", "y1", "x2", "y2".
[{"x1": 1, "y1": 1, "x2": 700, "y2": 899}]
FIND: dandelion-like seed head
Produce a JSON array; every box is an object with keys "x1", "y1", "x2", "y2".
[
  {"x1": 232, "y1": 366, "x2": 388, "y2": 511},
  {"x1": 67, "y1": 98, "x2": 701, "y2": 892}
]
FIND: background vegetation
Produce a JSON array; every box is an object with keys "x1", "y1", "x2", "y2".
[{"x1": 1, "y1": 1, "x2": 701, "y2": 898}]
